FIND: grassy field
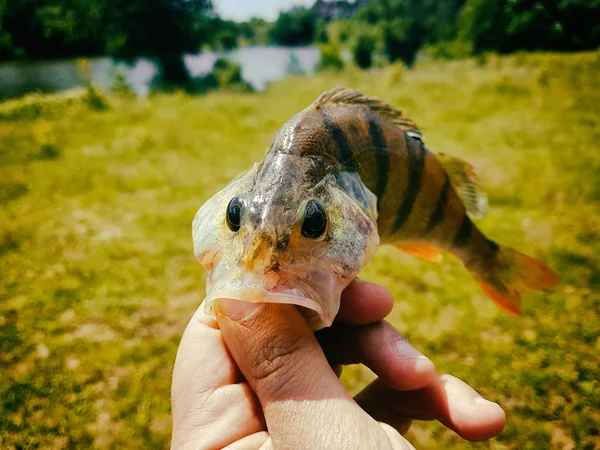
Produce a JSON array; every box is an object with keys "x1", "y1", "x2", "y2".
[{"x1": 1, "y1": 51, "x2": 599, "y2": 449}]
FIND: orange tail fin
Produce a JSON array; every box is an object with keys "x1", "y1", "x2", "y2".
[{"x1": 475, "y1": 246, "x2": 560, "y2": 315}]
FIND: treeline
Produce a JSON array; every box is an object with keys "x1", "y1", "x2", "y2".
[
  {"x1": 252, "y1": 0, "x2": 600, "y2": 68},
  {"x1": 1, "y1": 0, "x2": 599, "y2": 69},
  {"x1": 0, "y1": 0, "x2": 218, "y2": 84}
]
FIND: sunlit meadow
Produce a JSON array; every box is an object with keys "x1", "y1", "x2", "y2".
[{"x1": 1, "y1": 51, "x2": 599, "y2": 449}]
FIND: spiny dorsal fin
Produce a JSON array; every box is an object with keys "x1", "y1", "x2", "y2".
[
  {"x1": 436, "y1": 152, "x2": 488, "y2": 219},
  {"x1": 313, "y1": 85, "x2": 421, "y2": 135}
]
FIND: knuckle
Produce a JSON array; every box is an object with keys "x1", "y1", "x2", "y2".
[
  {"x1": 250, "y1": 332, "x2": 306, "y2": 382},
  {"x1": 246, "y1": 331, "x2": 311, "y2": 399}
]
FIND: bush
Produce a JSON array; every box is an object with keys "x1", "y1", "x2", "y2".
[
  {"x1": 317, "y1": 43, "x2": 344, "y2": 72},
  {"x1": 0, "y1": 88, "x2": 106, "y2": 121},
  {"x1": 84, "y1": 85, "x2": 109, "y2": 111},
  {"x1": 353, "y1": 34, "x2": 375, "y2": 69},
  {"x1": 111, "y1": 70, "x2": 136, "y2": 97},
  {"x1": 193, "y1": 58, "x2": 253, "y2": 93},
  {"x1": 423, "y1": 40, "x2": 473, "y2": 60},
  {"x1": 315, "y1": 24, "x2": 329, "y2": 44}
]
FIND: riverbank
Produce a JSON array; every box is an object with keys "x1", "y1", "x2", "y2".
[{"x1": 1, "y1": 51, "x2": 599, "y2": 449}]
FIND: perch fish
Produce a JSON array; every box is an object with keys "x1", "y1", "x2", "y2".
[{"x1": 193, "y1": 86, "x2": 560, "y2": 329}]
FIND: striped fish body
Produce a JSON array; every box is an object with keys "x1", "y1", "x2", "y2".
[
  {"x1": 269, "y1": 90, "x2": 493, "y2": 269},
  {"x1": 193, "y1": 86, "x2": 559, "y2": 330},
  {"x1": 266, "y1": 87, "x2": 559, "y2": 316}
]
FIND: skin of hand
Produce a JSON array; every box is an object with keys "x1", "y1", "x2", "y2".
[{"x1": 171, "y1": 280, "x2": 506, "y2": 449}]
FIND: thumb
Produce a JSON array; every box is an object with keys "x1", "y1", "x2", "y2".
[{"x1": 215, "y1": 299, "x2": 396, "y2": 449}]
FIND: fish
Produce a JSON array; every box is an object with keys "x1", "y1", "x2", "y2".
[{"x1": 192, "y1": 86, "x2": 560, "y2": 330}]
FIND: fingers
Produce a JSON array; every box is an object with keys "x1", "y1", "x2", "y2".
[
  {"x1": 337, "y1": 279, "x2": 394, "y2": 325},
  {"x1": 171, "y1": 303, "x2": 265, "y2": 449},
  {"x1": 222, "y1": 432, "x2": 271, "y2": 450},
  {"x1": 379, "y1": 423, "x2": 417, "y2": 450},
  {"x1": 317, "y1": 320, "x2": 435, "y2": 390},
  {"x1": 354, "y1": 374, "x2": 506, "y2": 441},
  {"x1": 215, "y1": 299, "x2": 395, "y2": 448}
]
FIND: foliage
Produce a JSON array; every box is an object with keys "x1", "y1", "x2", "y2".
[
  {"x1": 207, "y1": 18, "x2": 240, "y2": 51},
  {"x1": 423, "y1": 40, "x2": 473, "y2": 60},
  {"x1": 192, "y1": 58, "x2": 253, "y2": 93},
  {"x1": 1, "y1": 51, "x2": 599, "y2": 448},
  {"x1": 356, "y1": 0, "x2": 466, "y2": 66},
  {"x1": 353, "y1": 34, "x2": 375, "y2": 69},
  {"x1": 1, "y1": 0, "x2": 598, "y2": 74},
  {"x1": 459, "y1": 0, "x2": 600, "y2": 54},
  {"x1": 0, "y1": 0, "x2": 214, "y2": 88},
  {"x1": 236, "y1": 18, "x2": 273, "y2": 46},
  {"x1": 316, "y1": 43, "x2": 344, "y2": 72},
  {"x1": 111, "y1": 70, "x2": 136, "y2": 98},
  {"x1": 315, "y1": 23, "x2": 330, "y2": 44},
  {"x1": 0, "y1": 87, "x2": 108, "y2": 121},
  {"x1": 269, "y1": 7, "x2": 315, "y2": 46}
]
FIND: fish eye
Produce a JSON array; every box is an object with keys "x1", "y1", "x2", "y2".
[
  {"x1": 301, "y1": 200, "x2": 327, "y2": 239},
  {"x1": 226, "y1": 196, "x2": 244, "y2": 232}
]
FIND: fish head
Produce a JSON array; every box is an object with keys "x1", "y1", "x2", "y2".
[{"x1": 193, "y1": 155, "x2": 379, "y2": 329}]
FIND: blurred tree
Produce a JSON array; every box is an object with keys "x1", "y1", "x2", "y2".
[
  {"x1": 236, "y1": 18, "x2": 272, "y2": 46},
  {"x1": 357, "y1": 0, "x2": 466, "y2": 66},
  {"x1": 458, "y1": 0, "x2": 507, "y2": 54},
  {"x1": 0, "y1": 0, "x2": 107, "y2": 59},
  {"x1": 317, "y1": 43, "x2": 344, "y2": 71},
  {"x1": 353, "y1": 34, "x2": 375, "y2": 69},
  {"x1": 270, "y1": 7, "x2": 315, "y2": 46},
  {"x1": 193, "y1": 57, "x2": 252, "y2": 92},
  {"x1": 208, "y1": 18, "x2": 239, "y2": 50},
  {"x1": 315, "y1": 22, "x2": 330, "y2": 43},
  {"x1": 0, "y1": 0, "x2": 214, "y2": 88},
  {"x1": 104, "y1": 0, "x2": 213, "y2": 86},
  {"x1": 459, "y1": 0, "x2": 600, "y2": 54},
  {"x1": 0, "y1": 0, "x2": 18, "y2": 58}
]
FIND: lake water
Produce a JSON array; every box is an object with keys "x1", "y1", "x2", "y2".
[{"x1": 0, "y1": 46, "x2": 320, "y2": 101}]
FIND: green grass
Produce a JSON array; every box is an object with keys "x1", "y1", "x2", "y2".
[{"x1": 1, "y1": 51, "x2": 599, "y2": 449}]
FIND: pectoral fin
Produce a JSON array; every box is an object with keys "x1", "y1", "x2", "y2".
[
  {"x1": 395, "y1": 242, "x2": 443, "y2": 263},
  {"x1": 437, "y1": 153, "x2": 488, "y2": 219}
]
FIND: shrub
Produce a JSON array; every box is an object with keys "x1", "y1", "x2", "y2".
[
  {"x1": 0, "y1": 89, "x2": 105, "y2": 121},
  {"x1": 353, "y1": 34, "x2": 375, "y2": 69},
  {"x1": 193, "y1": 58, "x2": 253, "y2": 93},
  {"x1": 111, "y1": 70, "x2": 136, "y2": 98},
  {"x1": 317, "y1": 43, "x2": 344, "y2": 72}
]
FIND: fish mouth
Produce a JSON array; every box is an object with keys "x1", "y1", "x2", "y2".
[{"x1": 203, "y1": 265, "x2": 343, "y2": 329}]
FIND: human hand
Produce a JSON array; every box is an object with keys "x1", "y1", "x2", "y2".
[{"x1": 171, "y1": 280, "x2": 506, "y2": 449}]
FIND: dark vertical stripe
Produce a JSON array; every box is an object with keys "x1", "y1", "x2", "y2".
[
  {"x1": 453, "y1": 214, "x2": 473, "y2": 247},
  {"x1": 487, "y1": 238, "x2": 499, "y2": 252},
  {"x1": 320, "y1": 111, "x2": 357, "y2": 171},
  {"x1": 427, "y1": 174, "x2": 450, "y2": 232},
  {"x1": 392, "y1": 136, "x2": 426, "y2": 233},
  {"x1": 367, "y1": 116, "x2": 389, "y2": 208}
]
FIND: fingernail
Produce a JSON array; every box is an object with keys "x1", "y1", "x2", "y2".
[
  {"x1": 396, "y1": 339, "x2": 433, "y2": 369},
  {"x1": 474, "y1": 396, "x2": 499, "y2": 407},
  {"x1": 215, "y1": 298, "x2": 260, "y2": 320}
]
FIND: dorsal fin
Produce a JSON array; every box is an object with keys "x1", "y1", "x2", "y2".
[
  {"x1": 436, "y1": 152, "x2": 488, "y2": 219},
  {"x1": 313, "y1": 85, "x2": 421, "y2": 135}
]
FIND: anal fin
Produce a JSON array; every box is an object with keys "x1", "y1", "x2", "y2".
[
  {"x1": 395, "y1": 243, "x2": 443, "y2": 263},
  {"x1": 478, "y1": 280, "x2": 522, "y2": 316}
]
